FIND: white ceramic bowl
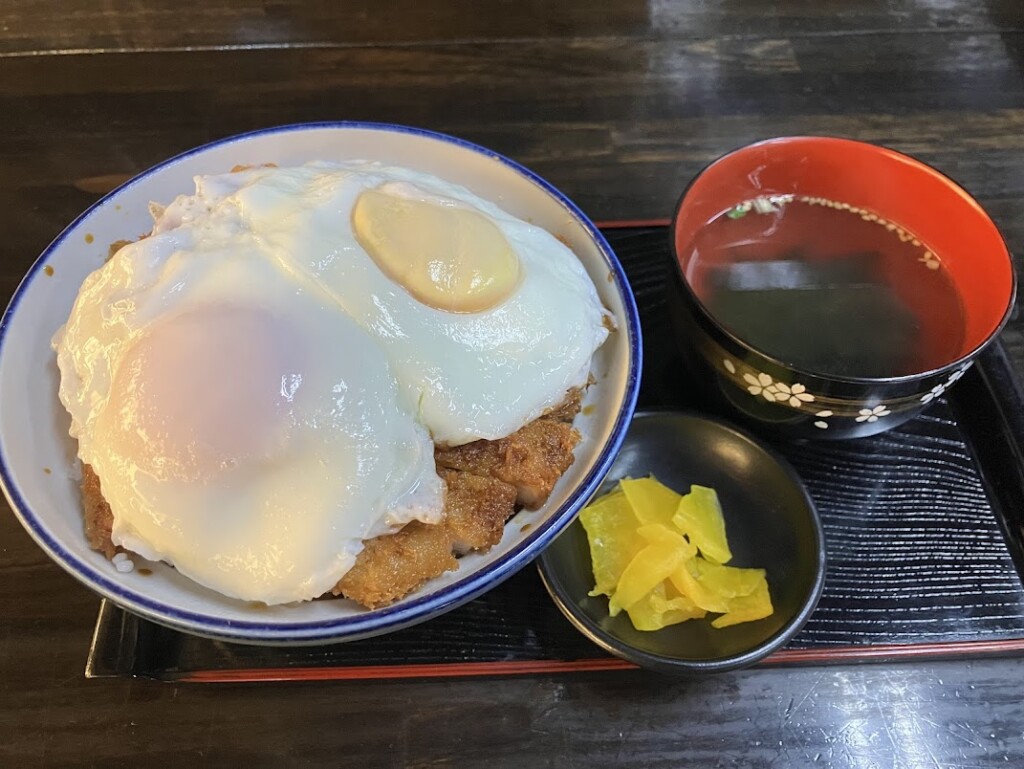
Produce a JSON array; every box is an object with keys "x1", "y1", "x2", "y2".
[{"x1": 0, "y1": 123, "x2": 641, "y2": 644}]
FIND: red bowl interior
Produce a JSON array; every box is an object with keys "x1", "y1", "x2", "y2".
[{"x1": 673, "y1": 136, "x2": 1015, "y2": 374}]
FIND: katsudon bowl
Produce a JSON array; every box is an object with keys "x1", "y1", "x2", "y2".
[{"x1": 0, "y1": 123, "x2": 641, "y2": 645}]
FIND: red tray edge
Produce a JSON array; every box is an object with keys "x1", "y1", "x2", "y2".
[{"x1": 162, "y1": 637, "x2": 1024, "y2": 683}]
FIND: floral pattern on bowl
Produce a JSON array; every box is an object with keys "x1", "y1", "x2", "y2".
[
  {"x1": 920, "y1": 366, "x2": 969, "y2": 404},
  {"x1": 719, "y1": 357, "x2": 972, "y2": 432}
]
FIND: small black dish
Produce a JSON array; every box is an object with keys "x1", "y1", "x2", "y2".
[{"x1": 537, "y1": 410, "x2": 825, "y2": 674}]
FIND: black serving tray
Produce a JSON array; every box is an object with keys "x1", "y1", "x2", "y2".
[{"x1": 86, "y1": 225, "x2": 1024, "y2": 681}]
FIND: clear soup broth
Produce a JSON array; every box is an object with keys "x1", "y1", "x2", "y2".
[{"x1": 682, "y1": 195, "x2": 966, "y2": 379}]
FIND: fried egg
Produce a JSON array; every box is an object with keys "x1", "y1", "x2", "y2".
[{"x1": 54, "y1": 215, "x2": 443, "y2": 605}]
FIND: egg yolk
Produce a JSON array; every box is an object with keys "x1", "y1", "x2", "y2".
[
  {"x1": 97, "y1": 306, "x2": 302, "y2": 484},
  {"x1": 352, "y1": 188, "x2": 521, "y2": 313}
]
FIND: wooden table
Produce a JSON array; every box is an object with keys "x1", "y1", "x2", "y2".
[{"x1": 4, "y1": 2, "x2": 1024, "y2": 766}]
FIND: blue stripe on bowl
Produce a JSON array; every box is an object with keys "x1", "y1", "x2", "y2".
[{"x1": 0, "y1": 122, "x2": 642, "y2": 643}]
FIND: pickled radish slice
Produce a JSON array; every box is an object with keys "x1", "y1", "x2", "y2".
[
  {"x1": 579, "y1": 476, "x2": 773, "y2": 632},
  {"x1": 672, "y1": 485, "x2": 732, "y2": 565}
]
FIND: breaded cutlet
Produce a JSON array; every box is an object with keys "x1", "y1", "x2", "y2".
[
  {"x1": 332, "y1": 520, "x2": 458, "y2": 609},
  {"x1": 433, "y1": 417, "x2": 580, "y2": 510},
  {"x1": 438, "y1": 469, "x2": 517, "y2": 554},
  {"x1": 81, "y1": 464, "x2": 118, "y2": 559},
  {"x1": 333, "y1": 470, "x2": 517, "y2": 607},
  {"x1": 542, "y1": 386, "x2": 583, "y2": 423}
]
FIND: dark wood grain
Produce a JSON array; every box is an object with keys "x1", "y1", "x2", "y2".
[
  {"x1": 4, "y1": 657, "x2": 1024, "y2": 768},
  {"x1": 5, "y1": 0, "x2": 1023, "y2": 56},
  {"x1": 6, "y1": 35, "x2": 1024, "y2": 270},
  {"x1": 4, "y1": 1, "x2": 1024, "y2": 767}
]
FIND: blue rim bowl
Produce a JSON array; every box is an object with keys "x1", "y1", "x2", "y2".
[{"x1": 0, "y1": 123, "x2": 641, "y2": 644}]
